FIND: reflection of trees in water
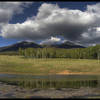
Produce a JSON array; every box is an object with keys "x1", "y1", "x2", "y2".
[
  {"x1": 18, "y1": 79, "x2": 99, "y2": 89},
  {"x1": 0, "y1": 77, "x2": 99, "y2": 89}
]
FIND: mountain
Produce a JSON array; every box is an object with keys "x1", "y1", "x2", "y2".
[
  {"x1": 57, "y1": 41, "x2": 85, "y2": 49},
  {"x1": 0, "y1": 41, "x2": 85, "y2": 52},
  {"x1": 41, "y1": 41, "x2": 85, "y2": 49},
  {"x1": 0, "y1": 41, "x2": 42, "y2": 52}
]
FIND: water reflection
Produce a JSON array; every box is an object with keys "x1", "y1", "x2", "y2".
[
  {"x1": 20, "y1": 79, "x2": 98, "y2": 89},
  {"x1": 0, "y1": 74, "x2": 99, "y2": 89}
]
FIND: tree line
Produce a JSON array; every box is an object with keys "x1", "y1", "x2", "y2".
[{"x1": 18, "y1": 45, "x2": 100, "y2": 59}]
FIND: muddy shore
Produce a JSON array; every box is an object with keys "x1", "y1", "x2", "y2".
[{"x1": 0, "y1": 82, "x2": 100, "y2": 98}]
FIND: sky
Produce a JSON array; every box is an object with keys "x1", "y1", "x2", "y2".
[{"x1": 0, "y1": 1, "x2": 100, "y2": 47}]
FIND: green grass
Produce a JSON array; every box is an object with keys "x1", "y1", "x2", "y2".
[
  {"x1": 0, "y1": 51, "x2": 18, "y2": 55},
  {"x1": 0, "y1": 55, "x2": 100, "y2": 75}
]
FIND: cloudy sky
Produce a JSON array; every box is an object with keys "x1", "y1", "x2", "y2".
[{"x1": 0, "y1": 1, "x2": 100, "y2": 47}]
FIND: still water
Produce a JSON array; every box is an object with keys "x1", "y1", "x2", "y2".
[{"x1": 0, "y1": 74, "x2": 100, "y2": 89}]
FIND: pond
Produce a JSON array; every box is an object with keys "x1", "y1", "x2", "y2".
[{"x1": 0, "y1": 74, "x2": 100, "y2": 89}]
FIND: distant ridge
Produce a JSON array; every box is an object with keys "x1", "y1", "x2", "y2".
[
  {"x1": 41, "y1": 41, "x2": 85, "y2": 49},
  {"x1": 0, "y1": 41, "x2": 85, "y2": 52},
  {"x1": 0, "y1": 41, "x2": 42, "y2": 52},
  {"x1": 57, "y1": 41, "x2": 85, "y2": 49}
]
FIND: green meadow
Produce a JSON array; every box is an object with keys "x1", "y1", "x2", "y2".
[
  {"x1": 0, "y1": 55, "x2": 100, "y2": 90},
  {"x1": 0, "y1": 55, "x2": 100, "y2": 75}
]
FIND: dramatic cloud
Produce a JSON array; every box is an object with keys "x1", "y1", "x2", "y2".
[
  {"x1": 40, "y1": 36, "x2": 62, "y2": 45},
  {"x1": 1, "y1": 3, "x2": 100, "y2": 46}
]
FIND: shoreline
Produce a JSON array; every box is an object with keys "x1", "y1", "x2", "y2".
[
  {"x1": 0, "y1": 71, "x2": 99, "y2": 76},
  {"x1": 0, "y1": 81, "x2": 100, "y2": 98}
]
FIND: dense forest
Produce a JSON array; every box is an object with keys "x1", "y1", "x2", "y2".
[{"x1": 19, "y1": 45, "x2": 100, "y2": 59}]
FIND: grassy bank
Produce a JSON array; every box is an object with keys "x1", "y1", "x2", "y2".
[{"x1": 0, "y1": 55, "x2": 100, "y2": 75}]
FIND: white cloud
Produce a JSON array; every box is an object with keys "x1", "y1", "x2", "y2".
[
  {"x1": 1, "y1": 2, "x2": 100, "y2": 46},
  {"x1": 40, "y1": 36, "x2": 62, "y2": 45},
  {"x1": 0, "y1": 2, "x2": 32, "y2": 24}
]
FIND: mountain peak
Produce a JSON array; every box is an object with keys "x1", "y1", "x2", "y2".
[
  {"x1": 0, "y1": 40, "x2": 42, "y2": 52},
  {"x1": 63, "y1": 41, "x2": 75, "y2": 46},
  {"x1": 0, "y1": 40, "x2": 85, "y2": 52},
  {"x1": 17, "y1": 40, "x2": 34, "y2": 44}
]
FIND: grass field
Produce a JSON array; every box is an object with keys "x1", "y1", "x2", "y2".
[{"x1": 0, "y1": 55, "x2": 100, "y2": 75}]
